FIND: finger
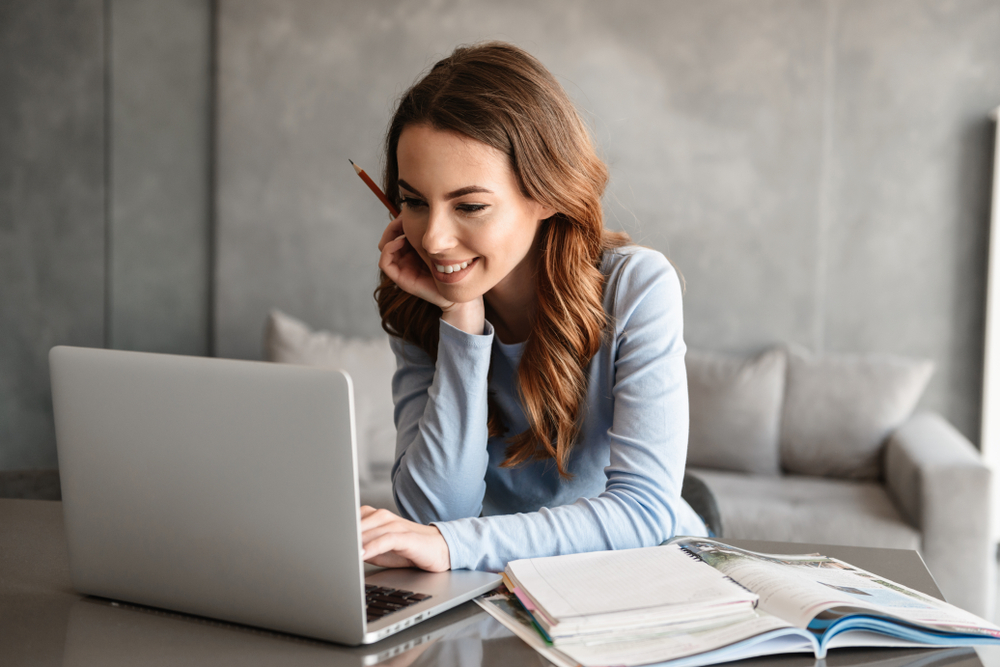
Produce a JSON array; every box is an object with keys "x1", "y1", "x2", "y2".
[
  {"x1": 378, "y1": 234, "x2": 407, "y2": 266},
  {"x1": 378, "y1": 240, "x2": 402, "y2": 278},
  {"x1": 365, "y1": 553, "x2": 413, "y2": 569},
  {"x1": 362, "y1": 530, "x2": 397, "y2": 558},
  {"x1": 361, "y1": 521, "x2": 412, "y2": 548},
  {"x1": 364, "y1": 548, "x2": 414, "y2": 569},
  {"x1": 360, "y1": 507, "x2": 402, "y2": 532},
  {"x1": 378, "y1": 217, "x2": 401, "y2": 252},
  {"x1": 378, "y1": 235, "x2": 413, "y2": 282},
  {"x1": 378, "y1": 216, "x2": 404, "y2": 251},
  {"x1": 362, "y1": 532, "x2": 414, "y2": 564},
  {"x1": 361, "y1": 517, "x2": 413, "y2": 545}
]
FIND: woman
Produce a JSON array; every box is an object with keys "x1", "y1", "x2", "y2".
[{"x1": 361, "y1": 42, "x2": 707, "y2": 573}]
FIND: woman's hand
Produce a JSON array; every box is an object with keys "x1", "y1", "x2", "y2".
[
  {"x1": 360, "y1": 505, "x2": 451, "y2": 572},
  {"x1": 378, "y1": 216, "x2": 454, "y2": 311},
  {"x1": 377, "y1": 216, "x2": 486, "y2": 335}
]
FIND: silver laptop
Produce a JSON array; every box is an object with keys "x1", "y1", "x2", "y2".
[{"x1": 49, "y1": 346, "x2": 501, "y2": 645}]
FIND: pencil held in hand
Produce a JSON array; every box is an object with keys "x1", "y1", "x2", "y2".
[{"x1": 350, "y1": 159, "x2": 399, "y2": 217}]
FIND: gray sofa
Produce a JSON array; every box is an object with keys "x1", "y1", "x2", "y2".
[
  {"x1": 685, "y1": 345, "x2": 992, "y2": 617},
  {"x1": 265, "y1": 311, "x2": 994, "y2": 617},
  {"x1": 689, "y1": 415, "x2": 991, "y2": 615}
]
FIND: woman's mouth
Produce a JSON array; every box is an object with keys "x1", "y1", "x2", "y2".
[{"x1": 432, "y1": 257, "x2": 478, "y2": 283}]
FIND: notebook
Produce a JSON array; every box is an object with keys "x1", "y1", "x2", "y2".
[{"x1": 49, "y1": 346, "x2": 501, "y2": 645}]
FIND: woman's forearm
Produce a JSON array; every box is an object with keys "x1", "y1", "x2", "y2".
[{"x1": 390, "y1": 319, "x2": 494, "y2": 523}]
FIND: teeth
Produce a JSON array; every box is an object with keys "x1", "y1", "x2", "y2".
[{"x1": 434, "y1": 260, "x2": 472, "y2": 274}]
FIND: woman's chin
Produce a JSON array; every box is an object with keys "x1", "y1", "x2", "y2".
[{"x1": 435, "y1": 281, "x2": 484, "y2": 306}]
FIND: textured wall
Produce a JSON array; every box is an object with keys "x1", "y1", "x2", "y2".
[
  {"x1": 0, "y1": 0, "x2": 213, "y2": 471},
  {"x1": 214, "y1": 0, "x2": 1000, "y2": 443},
  {"x1": 2, "y1": 0, "x2": 997, "y2": 471},
  {"x1": 108, "y1": 0, "x2": 213, "y2": 355},
  {"x1": 825, "y1": 0, "x2": 1000, "y2": 442},
  {"x1": 0, "y1": 0, "x2": 106, "y2": 470}
]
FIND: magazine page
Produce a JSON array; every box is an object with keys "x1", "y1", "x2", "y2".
[
  {"x1": 477, "y1": 588, "x2": 808, "y2": 667},
  {"x1": 505, "y1": 543, "x2": 756, "y2": 621},
  {"x1": 673, "y1": 538, "x2": 864, "y2": 626},
  {"x1": 674, "y1": 538, "x2": 1000, "y2": 638}
]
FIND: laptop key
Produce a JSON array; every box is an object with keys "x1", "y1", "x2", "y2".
[
  {"x1": 382, "y1": 595, "x2": 412, "y2": 605},
  {"x1": 364, "y1": 585, "x2": 432, "y2": 622},
  {"x1": 369, "y1": 601, "x2": 400, "y2": 612}
]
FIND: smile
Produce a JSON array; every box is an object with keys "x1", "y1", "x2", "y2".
[
  {"x1": 432, "y1": 257, "x2": 478, "y2": 283},
  {"x1": 434, "y1": 259, "x2": 474, "y2": 273}
]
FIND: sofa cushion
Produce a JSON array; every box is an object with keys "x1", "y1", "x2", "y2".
[
  {"x1": 780, "y1": 346, "x2": 933, "y2": 480},
  {"x1": 689, "y1": 467, "x2": 921, "y2": 551},
  {"x1": 686, "y1": 347, "x2": 785, "y2": 476},
  {"x1": 264, "y1": 310, "x2": 397, "y2": 482}
]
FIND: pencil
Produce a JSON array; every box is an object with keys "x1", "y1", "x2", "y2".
[{"x1": 349, "y1": 159, "x2": 399, "y2": 218}]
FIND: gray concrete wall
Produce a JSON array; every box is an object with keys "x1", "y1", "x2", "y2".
[
  {"x1": 214, "y1": 0, "x2": 1000, "y2": 444},
  {"x1": 3, "y1": 0, "x2": 998, "y2": 471},
  {"x1": 0, "y1": 0, "x2": 212, "y2": 471},
  {"x1": 108, "y1": 0, "x2": 213, "y2": 356},
  {"x1": 826, "y1": 0, "x2": 1000, "y2": 442},
  {"x1": 0, "y1": 0, "x2": 106, "y2": 470}
]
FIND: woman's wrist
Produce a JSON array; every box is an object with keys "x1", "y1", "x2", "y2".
[
  {"x1": 433, "y1": 525, "x2": 452, "y2": 571},
  {"x1": 441, "y1": 298, "x2": 486, "y2": 335}
]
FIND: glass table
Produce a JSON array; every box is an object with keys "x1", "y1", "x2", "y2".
[{"x1": 0, "y1": 498, "x2": 985, "y2": 667}]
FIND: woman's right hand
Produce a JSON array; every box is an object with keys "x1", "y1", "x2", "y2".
[
  {"x1": 378, "y1": 216, "x2": 487, "y2": 335},
  {"x1": 378, "y1": 215, "x2": 455, "y2": 311}
]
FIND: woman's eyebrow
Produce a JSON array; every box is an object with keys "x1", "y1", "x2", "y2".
[
  {"x1": 397, "y1": 179, "x2": 424, "y2": 197},
  {"x1": 398, "y1": 180, "x2": 493, "y2": 200},
  {"x1": 445, "y1": 186, "x2": 493, "y2": 200}
]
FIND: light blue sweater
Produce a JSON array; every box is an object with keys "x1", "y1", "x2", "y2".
[{"x1": 389, "y1": 245, "x2": 707, "y2": 572}]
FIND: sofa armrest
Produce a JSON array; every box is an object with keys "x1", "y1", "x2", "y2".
[{"x1": 884, "y1": 412, "x2": 992, "y2": 615}]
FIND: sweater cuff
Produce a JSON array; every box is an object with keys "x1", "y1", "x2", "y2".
[
  {"x1": 439, "y1": 317, "x2": 494, "y2": 345},
  {"x1": 432, "y1": 519, "x2": 476, "y2": 572}
]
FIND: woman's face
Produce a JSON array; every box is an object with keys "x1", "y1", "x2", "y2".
[{"x1": 396, "y1": 123, "x2": 554, "y2": 305}]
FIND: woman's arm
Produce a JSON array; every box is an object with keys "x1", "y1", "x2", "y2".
[
  {"x1": 434, "y1": 250, "x2": 705, "y2": 571},
  {"x1": 389, "y1": 319, "x2": 495, "y2": 523},
  {"x1": 378, "y1": 214, "x2": 495, "y2": 522}
]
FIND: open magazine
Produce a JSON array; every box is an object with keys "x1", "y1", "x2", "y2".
[{"x1": 476, "y1": 537, "x2": 1000, "y2": 667}]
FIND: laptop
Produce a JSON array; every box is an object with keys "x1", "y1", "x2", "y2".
[{"x1": 49, "y1": 346, "x2": 501, "y2": 645}]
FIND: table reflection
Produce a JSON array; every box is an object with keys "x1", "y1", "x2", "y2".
[
  {"x1": 61, "y1": 596, "x2": 543, "y2": 667},
  {"x1": 58, "y1": 594, "x2": 983, "y2": 667}
]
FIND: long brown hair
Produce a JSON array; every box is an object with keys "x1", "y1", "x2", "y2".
[{"x1": 375, "y1": 42, "x2": 628, "y2": 477}]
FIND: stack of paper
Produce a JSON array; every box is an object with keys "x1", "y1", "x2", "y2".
[
  {"x1": 504, "y1": 544, "x2": 758, "y2": 645},
  {"x1": 481, "y1": 538, "x2": 1000, "y2": 667}
]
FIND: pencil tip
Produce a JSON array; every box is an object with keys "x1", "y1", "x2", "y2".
[
  {"x1": 348, "y1": 159, "x2": 354, "y2": 165},
  {"x1": 350, "y1": 160, "x2": 363, "y2": 175}
]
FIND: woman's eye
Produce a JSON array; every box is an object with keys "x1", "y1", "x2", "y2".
[
  {"x1": 400, "y1": 197, "x2": 427, "y2": 210},
  {"x1": 457, "y1": 204, "x2": 488, "y2": 214}
]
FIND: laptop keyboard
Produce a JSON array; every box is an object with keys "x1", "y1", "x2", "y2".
[{"x1": 365, "y1": 584, "x2": 431, "y2": 623}]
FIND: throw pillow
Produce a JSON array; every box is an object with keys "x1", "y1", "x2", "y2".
[
  {"x1": 686, "y1": 347, "x2": 786, "y2": 476},
  {"x1": 264, "y1": 310, "x2": 397, "y2": 482},
  {"x1": 780, "y1": 345, "x2": 934, "y2": 479}
]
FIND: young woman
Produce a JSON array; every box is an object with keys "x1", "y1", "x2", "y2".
[{"x1": 360, "y1": 42, "x2": 707, "y2": 573}]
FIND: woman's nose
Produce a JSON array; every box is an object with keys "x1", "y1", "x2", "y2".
[{"x1": 421, "y1": 207, "x2": 456, "y2": 255}]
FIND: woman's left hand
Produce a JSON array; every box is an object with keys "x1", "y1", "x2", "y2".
[{"x1": 360, "y1": 506, "x2": 451, "y2": 572}]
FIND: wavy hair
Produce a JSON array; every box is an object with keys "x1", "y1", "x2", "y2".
[{"x1": 375, "y1": 42, "x2": 628, "y2": 477}]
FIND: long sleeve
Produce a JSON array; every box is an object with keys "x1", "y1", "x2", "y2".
[
  {"x1": 430, "y1": 249, "x2": 705, "y2": 572},
  {"x1": 389, "y1": 319, "x2": 495, "y2": 522}
]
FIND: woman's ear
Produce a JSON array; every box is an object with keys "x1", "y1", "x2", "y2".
[{"x1": 536, "y1": 203, "x2": 557, "y2": 222}]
